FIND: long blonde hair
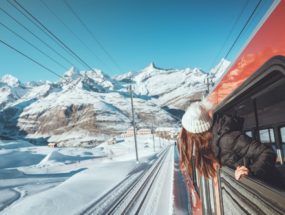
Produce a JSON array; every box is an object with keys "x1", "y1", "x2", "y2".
[{"x1": 179, "y1": 127, "x2": 217, "y2": 178}]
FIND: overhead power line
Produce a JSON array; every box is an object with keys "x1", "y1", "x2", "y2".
[
  {"x1": 0, "y1": 6, "x2": 74, "y2": 67},
  {"x1": 0, "y1": 21, "x2": 67, "y2": 71},
  {"x1": 63, "y1": 0, "x2": 122, "y2": 71},
  {"x1": 39, "y1": 0, "x2": 111, "y2": 71},
  {"x1": 8, "y1": 0, "x2": 81, "y2": 68},
  {"x1": 0, "y1": 38, "x2": 66, "y2": 80},
  {"x1": 224, "y1": 0, "x2": 263, "y2": 59},
  {"x1": 209, "y1": 0, "x2": 250, "y2": 71},
  {"x1": 3, "y1": 2, "x2": 90, "y2": 88},
  {"x1": 9, "y1": 0, "x2": 97, "y2": 72},
  {"x1": 0, "y1": 37, "x2": 83, "y2": 90}
]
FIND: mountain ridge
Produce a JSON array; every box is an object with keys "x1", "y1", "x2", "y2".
[{"x1": 0, "y1": 60, "x2": 230, "y2": 146}]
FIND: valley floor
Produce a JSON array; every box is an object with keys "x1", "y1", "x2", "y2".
[{"x1": 0, "y1": 136, "x2": 188, "y2": 215}]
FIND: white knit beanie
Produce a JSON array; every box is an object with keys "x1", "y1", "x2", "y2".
[{"x1": 182, "y1": 99, "x2": 213, "y2": 134}]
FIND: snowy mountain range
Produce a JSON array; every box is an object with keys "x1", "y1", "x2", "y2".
[
  {"x1": 0, "y1": 59, "x2": 230, "y2": 146},
  {"x1": 115, "y1": 63, "x2": 206, "y2": 110}
]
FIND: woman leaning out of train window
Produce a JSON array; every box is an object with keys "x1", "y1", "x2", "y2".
[{"x1": 179, "y1": 100, "x2": 276, "y2": 182}]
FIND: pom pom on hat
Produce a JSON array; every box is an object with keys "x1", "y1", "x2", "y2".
[{"x1": 182, "y1": 99, "x2": 213, "y2": 133}]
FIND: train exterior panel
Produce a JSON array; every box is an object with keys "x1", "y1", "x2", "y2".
[{"x1": 209, "y1": 0, "x2": 285, "y2": 108}]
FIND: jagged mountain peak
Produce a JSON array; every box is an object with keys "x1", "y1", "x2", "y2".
[
  {"x1": 133, "y1": 62, "x2": 163, "y2": 83},
  {"x1": 1, "y1": 74, "x2": 20, "y2": 87},
  {"x1": 142, "y1": 62, "x2": 163, "y2": 73},
  {"x1": 63, "y1": 67, "x2": 80, "y2": 80},
  {"x1": 61, "y1": 68, "x2": 121, "y2": 92},
  {"x1": 145, "y1": 62, "x2": 157, "y2": 70},
  {"x1": 84, "y1": 69, "x2": 110, "y2": 80},
  {"x1": 192, "y1": 68, "x2": 204, "y2": 74},
  {"x1": 24, "y1": 80, "x2": 52, "y2": 88}
]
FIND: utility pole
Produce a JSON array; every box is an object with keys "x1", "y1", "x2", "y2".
[
  {"x1": 152, "y1": 121, "x2": 155, "y2": 152},
  {"x1": 204, "y1": 73, "x2": 214, "y2": 96},
  {"x1": 128, "y1": 85, "x2": 139, "y2": 162}
]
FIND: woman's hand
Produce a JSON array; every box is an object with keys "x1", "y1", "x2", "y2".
[{"x1": 235, "y1": 166, "x2": 249, "y2": 180}]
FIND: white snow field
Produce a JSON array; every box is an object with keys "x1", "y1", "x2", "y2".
[{"x1": 0, "y1": 136, "x2": 184, "y2": 215}]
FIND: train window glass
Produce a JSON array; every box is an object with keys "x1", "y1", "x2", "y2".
[
  {"x1": 255, "y1": 77, "x2": 285, "y2": 127},
  {"x1": 245, "y1": 131, "x2": 253, "y2": 137},
  {"x1": 259, "y1": 128, "x2": 275, "y2": 144},
  {"x1": 280, "y1": 127, "x2": 285, "y2": 143},
  {"x1": 279, "y1": 127, "x2": 285, "y2": 157}
]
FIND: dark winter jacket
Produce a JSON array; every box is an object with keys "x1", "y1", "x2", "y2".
[{"x1": 211, "y1": 114, "x2": 276, "y2": 179}]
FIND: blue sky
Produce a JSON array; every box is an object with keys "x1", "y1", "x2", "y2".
[{"x1": 0, "y1": 0, "x2": 273, "y2": 82}]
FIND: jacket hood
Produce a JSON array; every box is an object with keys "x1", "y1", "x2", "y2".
[{"x1": 212, "y1": 114, "x2": 244, "y2": 136}]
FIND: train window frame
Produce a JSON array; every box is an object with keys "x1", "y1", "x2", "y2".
[
  {"x1": 279, "y1": 127, "x2": 285, "y2": 144},
  {"x1": 278, "y1": 126, "x2": 285, "y2": 160},
  {"x1": 259, "y1": 128, "x2": 276, "y2": 149}
]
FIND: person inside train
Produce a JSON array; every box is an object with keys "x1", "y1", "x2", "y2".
[{"x1": 179, "y1": 100, "x2": 284, "y2": 187}]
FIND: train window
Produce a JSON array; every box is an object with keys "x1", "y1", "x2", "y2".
[
  {"x1": 280, "y1": 127, "x2": 285, "y2": 142},
  {"x1": 259, "y1": 128, "x2": 275, "y2": 149},
  {"x1": 279, "y1": 127, "x2": 285, "y2": 157},
  {"x1": 245, "y1": 130, "x2": 253, "y2": 137}
]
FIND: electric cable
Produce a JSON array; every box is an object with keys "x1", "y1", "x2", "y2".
[
  {"x1": 0, "y1": 38, "x2": 67, "y2": 81},
  {"x1": 63, "y1": 0, "x2": 122, "y2": 71},
  {"x1": 0, "y1": 6, "x2": 74, "y2": 67},
  {"x1": 0, "y1": 21, "x2": 67, "y2": 71},
  {"x1": 9, "y1": 0, "x2": 95, "y2": 71},
  {"x1": 39, "y1": 0, "x2": 111, "y2": 71},
  {"x1": 209, "y1": 0, "x2": 250, "y2": 71},
  {"x1": 224, "y1": 0, "x2": 263, "y2": 59}
]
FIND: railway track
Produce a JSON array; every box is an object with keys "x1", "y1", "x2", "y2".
[{"x1": 79, "y1": 145, "x2": 171, "y2": 215}]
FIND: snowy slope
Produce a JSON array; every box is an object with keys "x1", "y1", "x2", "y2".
[
  {"x1": 0, "y1": 137, "x2": 171, "y2": 215},
  {"x1": 15, "y1": 88, "x2": 176, "y2": 146}
]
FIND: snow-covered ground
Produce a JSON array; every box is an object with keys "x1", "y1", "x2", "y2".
[{"x1": 0, "y1": 136, "x2": 175, "y2": 215}]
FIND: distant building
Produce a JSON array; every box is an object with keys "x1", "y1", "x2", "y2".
[
  {"x1": 121, "y1": 127, "x2": 135, "y2": 138},
  {"x1": 155, "y1": 127, "x2": 180, "y2": 139},
  {"x1": 48, "y1": 142, "x2": 57, "y2": 148},
  {"x1": 137, "y1": 128, "x2": 152, "y2": 136},
  {"x1": 121, "y1": 127, "x2": 152, "y2": 137}
]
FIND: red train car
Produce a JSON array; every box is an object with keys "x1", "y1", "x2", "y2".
[{"x1": 180, "y1": 0, "x2": 285, "y2": 214}]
